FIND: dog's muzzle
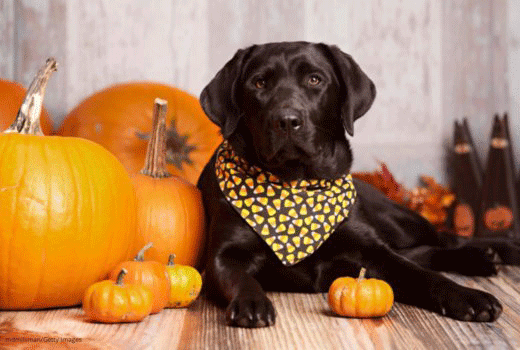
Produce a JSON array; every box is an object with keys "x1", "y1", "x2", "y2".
[{"x1": 271, "y1": 109, "x2": 304, "y2": 135}]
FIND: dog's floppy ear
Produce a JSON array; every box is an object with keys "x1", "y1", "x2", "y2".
[
  {"x1": 322, "y1": 45, "x2": 376, "y2": 136},
  {"x1": 200, "y1": 47, "x2": 254, "y2": 138}
]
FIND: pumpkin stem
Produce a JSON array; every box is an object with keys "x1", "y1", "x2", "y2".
[
  {"x1": 358, "y1": 267, "x2": 366, "y2": 280},
  {"x1": 115, "y1": 268, "x2": 128, "y2": 286},
  {"x1": 140, "y1": 98, "x2": 172, "y2": 178},
  {"x1": 135, "y1": 242, "x2": 154, "y2": 261},
  {"x1": 167, "y1": 254, "x2": 176, "y2": 266},
  {"x1": 4, "y1": 57, "x2": 57, "y2": 136}
]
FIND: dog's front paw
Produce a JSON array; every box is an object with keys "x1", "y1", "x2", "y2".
[
  {"x1": 433, "y1": 283, "x2": 502, "y2": 322},
  {"x1": 226, "y1": 293, "x2": 276, "y2": 327}
]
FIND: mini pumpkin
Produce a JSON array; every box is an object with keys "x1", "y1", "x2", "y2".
[
  {"x1": 109, "y1": 243, "x2": 170, "y2": 314},
  {"x1": 328, "y1": 268, "x2": 394, "y2": 318},
  {"x1": 165, "y1": 254, "x2": 202, "y2": 308},
  {"x1": 83, "y1": 268, "x2": 153, "y2": 323}
]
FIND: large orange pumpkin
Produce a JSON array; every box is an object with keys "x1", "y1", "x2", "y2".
[
  {"x1": 0, "y1": 58, "x2": 138, "y2": 310},
  {"x1": 131, "y1": 99, "x2": 205, "y2": 267},
  {"x1": 0, "y1": 79, "x2": 54, "y2": 134},
  {"x1": 57, "y1": 82, "x2": 222, "y2": 184}
]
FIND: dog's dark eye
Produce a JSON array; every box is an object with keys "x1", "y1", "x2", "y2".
[
  {"x1": 255, "y1": 79, "x2": 267, "y2": 89},
  {"x1": 308, "y1": 74, "x2": 322, "y2": 86}
]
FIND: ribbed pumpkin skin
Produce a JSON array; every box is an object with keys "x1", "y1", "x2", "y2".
[
  {"x1": 132, "y1": 175, "x2": 205, "y2": 267},
  {"x1": 108, "y1": 259, "x2": 170, "y2": 314},
  {"x1": 0, "y1": 134, "x2": 138, "y2": 310},
  {"x1": 328, "y1": 276, "x2": 394, "y2": 318},
  {"x1": 0, "y1": 80, "x2": 54, "y2": 135},
  {"x1": 83, "y1": 276, "x2": 153, "y2": 323},
  {"x1": 57, "y1": 83, "x2": 222, "y2": 184},
  {"x1": 165, "y1": 258, "x2": 202, "y2": 308}
]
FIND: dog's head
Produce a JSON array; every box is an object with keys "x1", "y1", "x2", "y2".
[{"x1": 200, "y1": 42, "x2": 376, "y2": 181}]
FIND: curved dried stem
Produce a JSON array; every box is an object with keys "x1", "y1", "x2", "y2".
[
  {"x1": 140, "y1": 98, "x2": 172, "y2": 178},
  {"x1": 4, "y1": 58, "x2": 57, "y2": 136}
]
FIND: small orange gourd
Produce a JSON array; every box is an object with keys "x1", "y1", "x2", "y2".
[
  {"x1": 130, "y1": 99, "x2": 205, "y2": 267},
  {"x1": 83, "y1": 269, "x2": 153, "y2": 323},
  {"x1": 328, "y1": 268, "x2": 394, "y2": 318},
  {"x1": 109, "y1": 243, "x2": 170, "y2": 314},
  {"x1": 165, "y1": 254, "x2": 202, "y2": 308}
]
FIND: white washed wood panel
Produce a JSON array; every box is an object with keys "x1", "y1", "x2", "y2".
[
  {"x1": 207, "y1": 0, "x2": 305, "y2": 79},
  {"x1": 303, "y1": 0, "x2": 350, "y2": 46},
  {"x1": 170, "y1": 0, "x2": 208, "y2": 98},
  {"x1": 0, "y1": 0, "x2": 67, "y2": 127},
  {"x1": 1, "y1": 0, "x2": 516, "y2": 186},
  {"x1": 64, "y1": 0, "x2": 209, "y2": 126},
  {"x1": 442, "y1": 0, "x2": 509, "y2": 166},
  {"x1": 508, "y1": 0, "x2": 520, "y2": 171},
  {"x1": 343, "y1": 0, "x2": 442, "y2": 145},
  {"x1": 14, "y1": 0, "x2": 67, "y2": 128},
  {"x1": 252, "y1": 0, "x2": 305, "y2": 43},
  {"x1": 65, "y1": 0, "x2": 175, "y2": 120},
  {"x1": 308, "y1": 0, "x2": 443, "y2": 186},
  {"x1": 303, "y1": 0, "x2": 444, "y2": 185},
  {"x1": 491, "y1": 0, "x2": 509, "y2": 114},
  {"x1": 0, "y1": 0, "x2": 15, "y2": 79}
]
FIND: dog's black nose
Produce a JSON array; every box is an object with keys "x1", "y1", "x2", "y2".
[{"x1": 276, "y1": 114, "x2": 303, "y2": 132}]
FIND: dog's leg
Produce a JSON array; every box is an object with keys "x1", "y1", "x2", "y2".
[
  {"x1": 312, "y1": 257, "x2": 364, "y2": 292},
  {"x1": 463, "y1": 237, "x2": 520, "y2": 265},
  {"x1": 335, "y1": 212, "x2": 503, "y2": 322},
  {"x1": 364, "y1": 243, "x2": 502, "y2": 321},
  {"x1": 206, "y1": 250, "x2": 275, "y2": 327},
  {"x1": 204, "y1": 223, "x2": 276, "y2": 328},
  {"x1": 400, "y1": 245, "x2": 498, "y2": 276}
]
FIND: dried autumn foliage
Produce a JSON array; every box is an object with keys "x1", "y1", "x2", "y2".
[{"x1": 352, "y1": 163, "x2": 455, "y2": 230}]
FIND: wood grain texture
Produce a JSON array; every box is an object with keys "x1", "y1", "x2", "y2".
[
  {"x1": 0, "y1": 0, "x2": 519, "y2": 186},
  {"x1": 337, "y1": 0, "x2": 444, "y2": 186},
  {"x1": 346, "y1": 0, "x2": 442, "y2": 145},
  {"x1": 13, "y1": 0, "x2": 67, "y2": 128},
  {"x1": 2, "y1": 267, "x2": 520, "y2": 349},
  {"x1": 207, "y1": 0, "x2": 305, "y2": 77},
  {"x1": 507, "y1": 0, "x2": 520, "y2": 173},
  {"x1": 442, "y1": 0, "x2": 510, "y2": 170},
  {"x1": 0, "y1": 0, "x2": 15, "y2": 79}
]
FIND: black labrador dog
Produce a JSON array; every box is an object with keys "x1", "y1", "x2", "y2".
[{"x1": 197, "y1": 41, "x2": 519, "y2": 327}]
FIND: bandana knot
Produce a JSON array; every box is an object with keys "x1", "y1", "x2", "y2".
[{"x1": 215, "y1": 141, "x2": 356, "y2": 266}]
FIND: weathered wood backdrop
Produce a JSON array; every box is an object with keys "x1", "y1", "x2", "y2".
[{"x1": 1, "y1": 0, "x2": 519, "y2": 186}]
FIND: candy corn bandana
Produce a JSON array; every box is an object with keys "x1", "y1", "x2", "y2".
[{"x1": 215, "y1": 141, "x2": 357, "y2": 266}]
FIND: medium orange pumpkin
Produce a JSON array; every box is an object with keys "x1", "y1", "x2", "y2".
[
  {"x1": 165, "y1": 254, "x2": 202, "y2": 308},
  {"x1": 328, "y1": 268, "x2": 394, "y2": 318},
  {"x1": 0, "y1": 58, "x2": 138, "y2": 310},
  {"x1": 57, "y1": 82, "x2": 222, "y2": 184},
  {"x1": 109, "y1": 243, "x2": 170, "y2": 314},
  {"x1": 131, "y1": 99, "x2": 205, "y2": 267},
  {"x1": 83, "y1": 268, "x2": 153, "y2": 323},
  {"x1": 0, "y1": 79, "x2": 54, "y2": 135}
]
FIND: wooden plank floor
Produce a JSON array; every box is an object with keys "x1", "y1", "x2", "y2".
[{"x1": 1, "y1": 266, "x2": 520, "y2": 349}]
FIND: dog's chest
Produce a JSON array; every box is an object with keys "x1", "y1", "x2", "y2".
[{"x1": 215, "y1": 141, "x2": 356, "y2": 266}]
